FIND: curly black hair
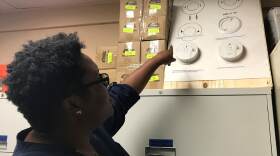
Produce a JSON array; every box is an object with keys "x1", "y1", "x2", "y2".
[{"x1": 4, "y1": 33, "x2": 86, "y2": 133}]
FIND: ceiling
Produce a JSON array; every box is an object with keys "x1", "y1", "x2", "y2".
[
  {"x1": 0, "y1": 0, "x2": 279, "y2": 14},
  {"x1": 0, "y1": 0, "x2": 118, "y2": 14}
]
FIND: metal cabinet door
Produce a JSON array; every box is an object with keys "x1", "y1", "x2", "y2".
[{"x1": 114, "y1": 95, "x2": 274, "y2": 156}]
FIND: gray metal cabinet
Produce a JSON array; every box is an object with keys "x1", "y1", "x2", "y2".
[
  {"x1": 114, "y1": 88, "x2": 277, "y2": 156},
  {"x1": 0, "y1": 100, "x2": 29, "y2": 156}
]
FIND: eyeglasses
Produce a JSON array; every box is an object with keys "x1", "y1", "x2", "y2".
[
  {"x1": 83, "y1": 73, "x2": 110, "y2": 88},
  {"x1": 70, "y1": 73, "x2": 110, "y2": 96}
]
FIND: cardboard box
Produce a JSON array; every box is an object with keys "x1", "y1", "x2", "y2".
[
  {"x1": 116, "y1": 64, "x2": 141, "y2": 83},
  {"x1": 141, "y1": 16, "x2": 169, "y2": 40},
  {"x1": 143, "y1": 0, "x2": 170, "y2": 16},
  {"x1": 119, "y1": 18, "x2": 141, "y2": 42},
  {"x1": 141, "y1": 40, "x2": 166, "y2": 63},
  {"x1": 145, "y1": 65, "x2": 165, "y2": 89},
  {"x1": 116, "y1": 65, "x2": 164, "y2": 89},
  {"x1": 96, "y1": 46, "x2": 118, "y2": 69},
  {"x1": 120, "y1": 0, "x2": 143, "y2": 19},
  {"x1": 99, "y1": 69, "x2": 117, "y2": 83},
  {"x1": 117, "y1": 42, "x2": 141, "y2": 67}
]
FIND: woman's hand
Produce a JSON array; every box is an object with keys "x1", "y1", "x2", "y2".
[{"x1": 154, "y1": 46, "x2": 176, "y2": 66}]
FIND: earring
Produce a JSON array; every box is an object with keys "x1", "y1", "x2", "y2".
[{"x1": 76, "y1": 110, "x2": 82, "y2": 115}]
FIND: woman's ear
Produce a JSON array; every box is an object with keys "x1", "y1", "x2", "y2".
[{"x1": 63, "y1": 96, "x2": 83, "y2": 117}]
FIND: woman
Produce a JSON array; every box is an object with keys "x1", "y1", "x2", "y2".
[{"x1": 4, "y1": 33, "x2": 175, "y2": 156}]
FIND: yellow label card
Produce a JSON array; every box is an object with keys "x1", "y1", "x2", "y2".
[
  {"x1": 146, "y1": 53, "x2": 156, "y2": 59},
  {"x1": 150, "y1": 4, "x2": 161, "y2": 10},
  {"x1": 149, "y1": 74, "x2": 160, "y2": 82},
  {"x1": 123, "y1": 50, "x2": 136, "y2": 56},
  {"x1": 125, "y1": 5, "x2": 136, "y2": 10},
  {"x1": 107, "y1": 52, "x2": 113, "y2": 64}
]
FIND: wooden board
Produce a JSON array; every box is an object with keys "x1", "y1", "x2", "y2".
[{"x1": 164, "y1": 78, "x2": 272, "y2": 89}]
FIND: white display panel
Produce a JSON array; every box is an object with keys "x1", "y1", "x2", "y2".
[{"x1": 165, "y1": 0, "x2": 271, "y2": 81}]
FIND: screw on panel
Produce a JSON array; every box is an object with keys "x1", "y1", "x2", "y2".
[{"x1": 203, "y1": 82, "x2": 208, "y2": 88}]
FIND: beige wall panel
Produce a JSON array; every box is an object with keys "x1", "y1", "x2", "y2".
[
  {"x1": 0, "y1": 24, "x2": 119, "y2": 64},
  {"x1": 0, "y1": 4, "x2": 119, "y2": 32}
]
